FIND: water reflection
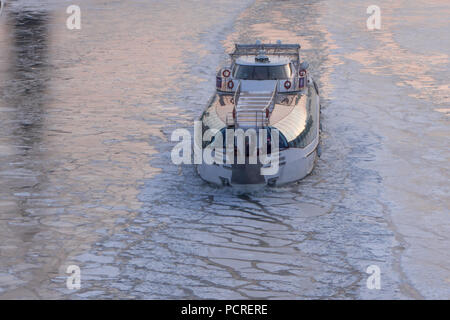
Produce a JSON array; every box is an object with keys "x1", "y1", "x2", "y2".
[
  {"x1": 0, "y1": 7, "x2": 51, "y2": 298},
  {"x1": 1, "y1": 8, "x2": 50, "y2": 209},
  {"x1": 9, "y1": 9, "x2": 49, "y2": 149}
]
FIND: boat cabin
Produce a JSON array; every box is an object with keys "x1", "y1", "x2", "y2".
[{"x1": 216, "y1": 43, "x2": 308, "y2": 93}]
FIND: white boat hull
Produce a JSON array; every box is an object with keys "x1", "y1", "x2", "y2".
[{"x1": 197, "y1": 144, "x2": 319, "y2": 187}]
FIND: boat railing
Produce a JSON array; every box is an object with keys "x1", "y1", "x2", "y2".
[
  {"x1": 226, "y1": 112, "x2": 235, "y2": 127},
  {"x1": 262, "y1": 80, "x2": 278, "y2": 114},
  {"x1": 254, "y1": 110, "x2": 269, "y2": 128},
  {"x1": 234, "y1": 110, "x2": 269, "y2": 129},
  {"x1": 230, "y1": 81, "x2": 241, "y2": 127},
  {"x1": 233, "y1": 80, "x2": 241, "y2": 107},
  {"x1": 230, "y1": 43, "x2": 300, "y2": 63},
  {"x1": 256, "y1": 80, "x2": 278, "y2": 127}
]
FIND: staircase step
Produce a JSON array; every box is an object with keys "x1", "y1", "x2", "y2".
[
  {"x1": 238, "y1": 110, "x2": 264, "y2": 113},
  {"x1": 237, "y1": 117, "x2": 267, "y2": 121},
  {"x1": 238, "y1": 109, "x2": 265, "y2": 112},
  {"x1": 240, "y1": 95, "x2": 271, "y2": 98},
  {"x1": 241, "y1": 91, "x2": 272, "y2": 96},
  {"x1": 240, "y1": 96, "x2": 271, "y2": 98},
  {"x1": 238, "y1": 100, "x2": 267, "y2": 103},
  {"x1": 237, "y1": 106, "x2": 265, "y2": 110},
  {"x1": 239, "y1": 101, "x2": 270, "y2": 104},
  {"x1": 239, "y1": 101, "x2": 268, "y2": 104},
  {"x1": 238, "y1": 101, "x2": 267, "y2": 105},
  {"x1": 237, "y1": 107, "x2": 266, "y2": 110}
]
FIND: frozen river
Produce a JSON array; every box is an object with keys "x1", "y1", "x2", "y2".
[{"x1": 0, "y1": 0, "x2": 448, "y2": 299}]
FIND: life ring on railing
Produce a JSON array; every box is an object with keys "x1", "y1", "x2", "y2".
[
  {"x1": 299, "y1": 70, "x2": 306, "y2": 77},
  {"x1": 232, "y1": 108, "x2": 236, "y2": 119},
  {"x1": 284, "y1": 80, "x2": 291, "y2": 89},
  {"x1": 227, "y1": 80, "x2": 234, "y2": 89},
  {"x1": 266, "y1": 108, "x2": 270, "y2": 118},
  {"x1": 222, "y1": 69, "x2": 231, "y2": 78}
]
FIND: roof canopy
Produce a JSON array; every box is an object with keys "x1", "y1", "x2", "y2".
[{"x1": 230, "y1": 43, "x2": 301, "y2": 63}]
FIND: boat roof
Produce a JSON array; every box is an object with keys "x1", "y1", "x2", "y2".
[{"x1": 230, "y1": 43, "x2": 300, "y2": 63}]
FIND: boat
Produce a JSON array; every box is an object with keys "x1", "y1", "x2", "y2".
[{"x1": 196, "y1": 41, "x2": 321, "y2": 187}]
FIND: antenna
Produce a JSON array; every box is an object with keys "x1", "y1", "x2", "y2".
[{"x1": 255, "y1": 50, "x2": 269, "y2": 63}]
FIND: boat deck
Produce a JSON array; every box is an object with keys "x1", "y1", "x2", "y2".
[{"x1": 212, "y1": 92, "x2": 305, "y2": 127}]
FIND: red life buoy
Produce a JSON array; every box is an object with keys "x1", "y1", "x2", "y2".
[
  {"x1": 232, "y1": 108, "x2": 236, "y2": 119},
  {"x1": 222, "y1": 69, "x2": 231, "y2": 78},
  {"x1": 227, "y1": 80, "x2": 234, "y2": 89},
  {"x1": 284, "y1": 80, "x2": 291, "y2": 89},
  {"x1": 265, "y1": 108, "x2": 270, "y2": 118},
  {"x1": 299, "y1": 70, "x2": 306, "y2": 77}
]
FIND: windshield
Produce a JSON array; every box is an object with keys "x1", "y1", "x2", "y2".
[{"x1": 233, "y1": 64, "x2": 291, "y2": 80}]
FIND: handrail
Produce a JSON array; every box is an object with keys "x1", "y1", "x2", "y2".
[
  {"x1": 262, "y1": 80, "x2": 278, "y2": 113},
  {"x1": 226, "y1": 112, "x2": 234, "y2": 127},
  {"x1": 253, "y1": 110, "x2": 269, "y2": 128},
  {"x1": 233, "y1": 81, "x2": 241, "y2": 126},
  {"x1": 233, "y1": 80, "x2": 241, "y2": 107},
  {"x1": 259, "y1": 80, "x2": 278, "y2": 127}
]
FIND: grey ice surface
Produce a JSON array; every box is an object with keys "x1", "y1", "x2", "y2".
[{"x1": 0, "y1": 0, "x2": 448, "y2": 299}]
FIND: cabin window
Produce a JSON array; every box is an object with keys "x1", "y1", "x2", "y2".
[{"x1": 233, "y1": 64, "x2": 291, "y2": 80}]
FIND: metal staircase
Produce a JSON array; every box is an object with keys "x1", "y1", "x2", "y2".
[{"x1": 234, "y1": 81, "x2": 278, "y2": 128}]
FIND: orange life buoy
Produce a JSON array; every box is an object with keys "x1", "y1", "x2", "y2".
[
  {"x1": 227, "y1": 80, "x2": 234, "y2": 89},
  {"x1": 222, "y1": 69, "x2": 231, "y2": 78}
]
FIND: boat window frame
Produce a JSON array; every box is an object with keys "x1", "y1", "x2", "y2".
[{"x1": 232, "y1": 63, "x2": 292, "y2": 80}]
